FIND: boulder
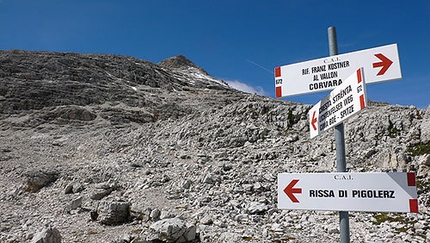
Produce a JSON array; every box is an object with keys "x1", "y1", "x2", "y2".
[
  {"x1": 30, "y1": 226, "x2": 61, "y2": 243},
  {"x1": 64, "y1": 196, "x2": 83, "y2": 213},
  {"x1": 24, "y1": 169, "x2": 59, "y2": 193},
  {"x1": 146, "y1": 218, "x2": 196, "y2": 242},
  {"x1": 96, "y1": 200, "x2": 131, "y2": 225}
]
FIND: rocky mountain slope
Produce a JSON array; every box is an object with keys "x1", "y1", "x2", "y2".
[{"x1": 0, "y1": 50, "x2": 429, "y2": 242}]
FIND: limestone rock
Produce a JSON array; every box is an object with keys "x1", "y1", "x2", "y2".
[
  {"x1": 0, "y1": 50, "x2": 429, "y2": 243},
  {"x1": 199, "y1": 215, "x2": 213, "y2": 225},
  {"x1": 64, "y1": 196, "x2": 83, "y2": 213},
  {"x1": 30, "y1": 226, "x2": 61, "y2": 243},
  {"x1": 64, "y1": 182, "x2": 84, "y2": 194},
  {"x1": 420, "y1": 105, "x2": 430, "y2": 143},
  {"x1": 24, "y1": 169, "x2": 59, "y2": 193},
  {"x1": 218, "y1": 232, "x2": 243, "y2": 243},
  {"x1": 90, "y1": 188, "x2": 113, "y2": 200},
  {"x1": 150, "y1": 208, "x2": 161, "y2": 221},
  {"x1": 146, "y1": 217, "x2": 196, "y2": 243},
  {"x1": 96, "y1": 200, "x2": 131, "y2": 225},
  {"x1": 246, "y1": 201, "x2": 269, "y2": 214}
]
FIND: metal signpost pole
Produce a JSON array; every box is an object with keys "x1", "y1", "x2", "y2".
[{"x1": 328, "y1": 26, "x2": 350, "y2": 243}]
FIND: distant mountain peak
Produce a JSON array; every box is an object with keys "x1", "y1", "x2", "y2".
[
  {"x1": 158, "y1": 55, "x2": 194, "y2": 69},
  {"x1": 158, "y1": 55, "x2": 209, "y2": 75}
]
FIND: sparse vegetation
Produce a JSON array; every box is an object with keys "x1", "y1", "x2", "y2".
[
  {"x1": 387, "y1": 119, "x2": 400, "y2": 138},
  {"x1": 287, "y1": 108, "x2": 295, "y2": 128},
  {"x1": 372, "y1": 212, "x2": 417, "y2": 234},
  {"x1": 406, "y1": 142, "x2": 430, "y2": 156},
  {"x1": 1, "y1": 49, "x2": 429, "y2": 243},
  {"x1": 417, "y1": 179, "x2": 430, "y2": 193},
  {"x1": 372, "y1": 212, "x2": 403, "y2": 225}
]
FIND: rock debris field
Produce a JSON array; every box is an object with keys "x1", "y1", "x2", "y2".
[{"x1": 0, "y1": 50, "x2": 429, "y2": 242}]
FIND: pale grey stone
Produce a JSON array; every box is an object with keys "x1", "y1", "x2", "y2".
[
  {"x1": 24, "y1": 169, "x2": 59, "y2": 193},
  {"x1": 181, "y1": 179, "x2": 192, "y2": 189},
  {"x1": 30, "y1": 226, "x2": 61, "y2": 243},
  {"x1": 246, "y1": 202, "x2": 269, "y2": 214},
  {"x1": 147, "y1": 218, "x2": 195, "y2": 242},
  {"x1": 218, "y1": 232, "x2": 243, "y2": 243},
  {"x1": 150, "y1": 209, "x2": 160, "y2": 220},
  {"x1": 327, "y1": 226, "x2": 339, "y2": 234},
  {"x1": 72, "y1": 182, "x2": 84, "y2": 193},
  {"x1": 1, "y1": 50, "x2": 429, "y2": 243},
  {"x1": 199, "y1": 215, "x2": 213, "y2": 225},
  {"x1": 159, "y1": 210, "x2": 175, "y2": 220},
  {"x1": 420, "y1": 106, "x2": 430, "y2": 143},
  {"x1": 97, "y1": 200, "x2": 131, "y2": 225},
  {"x1": 90, "y1": 188, "x2": 113, "y2": 200},
  {"x1": 64, "y1": 196, "x2": 83, "y2": 213}
]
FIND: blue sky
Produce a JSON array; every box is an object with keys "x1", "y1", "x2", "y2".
[{"x1": 1, "y1": 0, "x2": 429, "y2": 108}]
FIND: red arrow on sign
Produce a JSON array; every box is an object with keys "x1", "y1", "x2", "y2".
[
  {"x1": 373, "y1": 53, "x2": 393, "y2": 76},
  {"x1": 311, "y1": 111, "x2": 318, "y2": 131},
  {"x1": 283, "y1": 179, "x2": 302, "y2": 203}
]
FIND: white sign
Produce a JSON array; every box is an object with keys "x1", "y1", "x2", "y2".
[
  {"x1": 278, "y1": 172, "x2": 418, "y2": 213},
  {"x1": 308, "y1": 68, "x2": 367, "y2": 139},
  {"x1": 274, "y1": 43, "x2": 401, "y2": 97}
]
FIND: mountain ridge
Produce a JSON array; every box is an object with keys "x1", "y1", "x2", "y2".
[
  {"x1": 0, "y1": 50, "x2": 236, "y2": 125},
  {"x1": 0, "y1": 50, "x2": 429, "y2": 242}
]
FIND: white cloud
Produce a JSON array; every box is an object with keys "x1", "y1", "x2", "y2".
[{"x1": 225, "y1": 80, "x2": 267, "y2": 96}]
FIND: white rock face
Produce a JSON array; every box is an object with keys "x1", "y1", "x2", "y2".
[
  {"x1": 0, "y1": 50, "x2": 429, "y2": 242},
  {"x1": 420, "y1": 105, "x2": 430, "y2": 143},
  {"x1": 30, "y1": 226, "x2": 61, "y2": 243}
]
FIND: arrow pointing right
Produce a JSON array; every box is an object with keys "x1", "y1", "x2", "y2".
[
  {"x1": 283, "y1": 179, "x2": 302, "y2": 203},
  {"x1": 372, "y1": 53, "x2": 393, "y2": 76}
]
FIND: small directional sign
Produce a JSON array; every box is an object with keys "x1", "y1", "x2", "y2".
[
  {"x1": 308, "y1": 68, "x2": 367, "y2": 139},
  {"x1": 274, "y1": 43, "x2": 401, "y2": 98},
  {"x1": 278, "y1": 172, "x2": 418, "y2": 213}
]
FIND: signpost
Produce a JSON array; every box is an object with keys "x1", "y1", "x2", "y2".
[
  {"x1": 274, "y1": 26, "x2": 411, "y2": 243},
  {"x1": 278, "y1": 172, "x2": 418, "y2": 213},
  {"x1": 328, "y1": 27, "x2": 350, "y2": 243},
  {"x1": 274, "y1": 43, "x2": 401, "y2": 98},
  {"x1": 308, "y1": 68, "x2": 367, "y2": 139}
]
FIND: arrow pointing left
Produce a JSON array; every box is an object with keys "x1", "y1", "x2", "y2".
[
  {"x1": 311, "y1": 111, "x2": 318, "y2": 131},
  {"x1": 283, "y1": 179, "x2": 302, "y2": 203}
]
